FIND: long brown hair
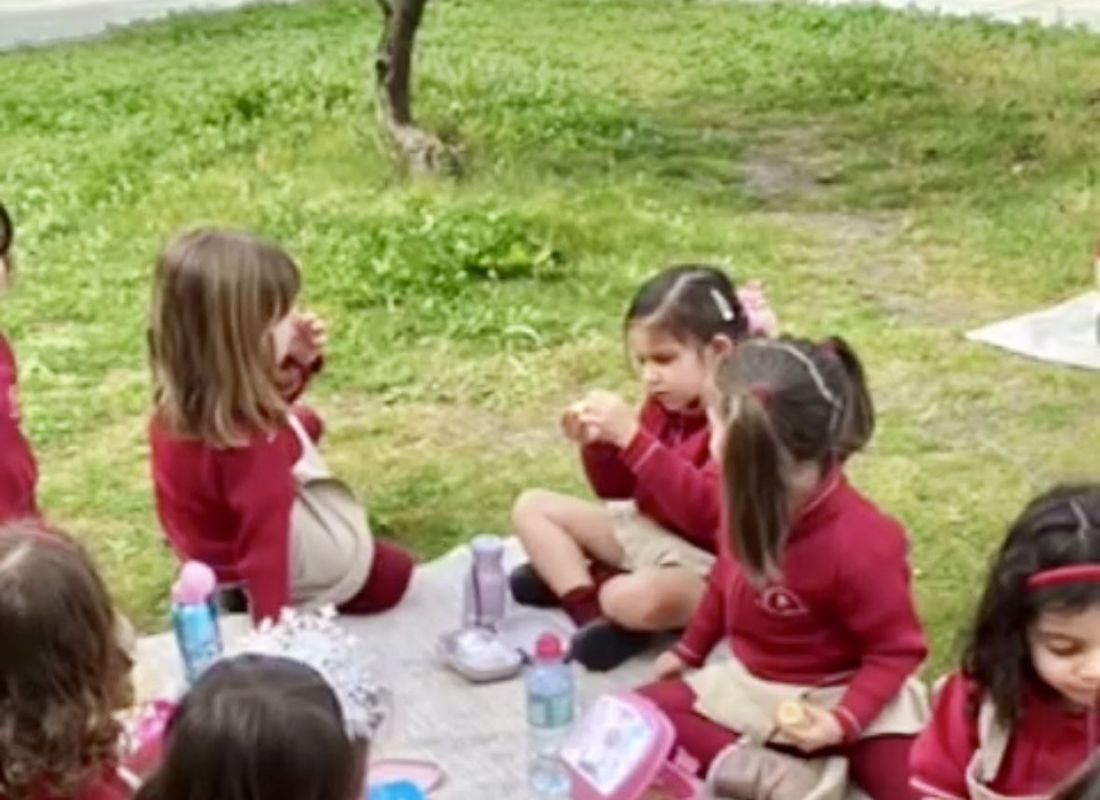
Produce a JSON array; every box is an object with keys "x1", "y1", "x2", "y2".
[
  {"x1": 715, "y1": 336, "x2": 874, "y2": 583},
  {"x1": 149, "y1": 229, "x2": 300, "y2": 447},
  {"x1": 0, "y1": 519, "x2": 133, "y2": 800}
]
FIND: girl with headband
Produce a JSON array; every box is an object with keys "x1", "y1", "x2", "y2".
[
  {"x1": 639, "y1": 335, "x2": 929, "y2": 799},
  {"x1": 912, "y1": 485, "x2": 1100, "y2": 800}
]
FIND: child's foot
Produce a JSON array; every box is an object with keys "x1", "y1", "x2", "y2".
[
  {"x1": 509, "y1": 564, "x2": 559, "y2": 608},
  {"x1": 568, "y1": 620, "x2": 655, "y2": 672}
]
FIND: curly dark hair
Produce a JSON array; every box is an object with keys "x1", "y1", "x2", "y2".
[
  {"x1": 0, "y1": 519, "x2": 133, "y2": 800},
  {"x1": 962, "y1": 483, "x2": 1100, "y2": 729}
]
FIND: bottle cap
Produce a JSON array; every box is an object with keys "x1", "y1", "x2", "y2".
[
  {"x1": 534, "y1": 633, "x2": 563, "y2": 661},
  {"x1": 471, "y1": 534, "x2": 504, "y2": 554},
  {"x1": 172, "y1": 561, "x2": 217, "y2": 605}
]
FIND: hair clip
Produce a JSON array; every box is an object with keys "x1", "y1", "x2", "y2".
[
  {"x1": 710, "y1": 288, "x2": 735, "y2": 322},
  {"x1": 749, "y1": 384, "x2": 772, "y2": 406},
  {"x1": 1071, "y1": 500, "x2": 1092, "y2": 540},
  {"x1": 236, "y1": 607, "x2": 389, "y2": 740}
]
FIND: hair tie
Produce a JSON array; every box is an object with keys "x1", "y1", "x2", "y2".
[
  {"x1": 819, "y1": 340, "x2": 838, "y2": 357},
  {"x1": 749, "y1": 384, "x2": 772, "y2": 406},
  {"x1": 736, "y1": 283, "x2": 779, "y2": 338}
]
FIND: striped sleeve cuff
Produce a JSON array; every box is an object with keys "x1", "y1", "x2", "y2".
[
  {"x1": 673, "y1": 641, "x2": 706, "y2": 668},
  {"x1": 833, "y1": 705, "x2": 863, "y2": 742},
  {"x1": 621, "y1": 427, "x2": 660, "y2": 473}
]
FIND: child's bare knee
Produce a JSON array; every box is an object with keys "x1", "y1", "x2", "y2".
[
  {"x1": 512, "y1": 489, "x2": 554, "y2": 532},
  {"x1": 599, "y1": 577, "x2": 669, "y2": 630}
]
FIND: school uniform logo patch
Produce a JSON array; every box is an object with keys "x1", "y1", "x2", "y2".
[{"x1": 758, "y1": 585, "x2": 809, "y2": 617}]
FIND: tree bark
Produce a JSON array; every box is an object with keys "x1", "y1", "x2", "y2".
[{"x1": 374, "y1": 0, "x2": 450, "y2": 173}]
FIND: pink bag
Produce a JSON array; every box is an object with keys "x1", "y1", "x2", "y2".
[{"x1": 561, "y1": 693, "x2": 700, "y2": 800}]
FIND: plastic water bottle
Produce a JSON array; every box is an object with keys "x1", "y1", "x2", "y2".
[
  {"x1": 526, "y1": 633, "x2": 574, "y2": 798},
  {"x1": 462, "y1": 534, "x2": 508, "y2": 628},
  {"x1": 171, "y1": 561, "x2": 223, "y2": 684}
]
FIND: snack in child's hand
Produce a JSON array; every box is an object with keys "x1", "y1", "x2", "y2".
[
  {"x1": 639, "y1": 787, "x2": 677, "y2": 800},
  {"x1": 776, "y1": 699, "x2": 808, "y2": 729}
]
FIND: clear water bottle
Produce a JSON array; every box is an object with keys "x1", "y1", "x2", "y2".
[
  {"x1": 462, "y1": 534, "x2": 508, "y2": 628},
  {"x1": 171, "y1": 561, "x2": 223, "y2": 684},
  {"x1": 526, "y1": 633, "x2": 574, "y2": 798}
]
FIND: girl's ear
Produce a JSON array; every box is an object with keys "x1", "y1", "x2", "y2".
[{"x1": 706, "y1": 334, "x2": 735, "y2": 361}]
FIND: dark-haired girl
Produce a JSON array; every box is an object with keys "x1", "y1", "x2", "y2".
[
  {"x1": 511, "y1": 266, "x2": 777, "y2": 671},
  {"x1": 912, "y1": 485, "x2": 1100, "y2": 800},
  {"x1": 639, "y1": 336, "x2": 929, "y2": 799},
  {"x1": 137, "y1": 609, "x2": 388, "y2": 800},
  {"x1": 136, "y1": 657, "x2": 365, "y2": 800},
  {"x1": 0, "y1": 201, "x2": 39, "y2": 523}
]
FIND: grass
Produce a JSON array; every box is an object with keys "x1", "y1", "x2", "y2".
[{"x1": 2, "y1": 0, "x2": 1100, "y2": 673}]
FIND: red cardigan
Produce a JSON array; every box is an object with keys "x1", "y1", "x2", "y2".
[
  {"x1": 911, "y1": 673, "x2": 1097, "y2": 799},
  {"x1": 150, "y1": 360, "x2": 323, "y2": 623},
  {"x1": 580, "y1": 398, "x2": 719, "y2": 551},
  {"x1": 673, "y1": 472, "x2": 928, "y2": 740},
  {"x1": 0, "y1": 334, "x2": 38, "y2": 523}
]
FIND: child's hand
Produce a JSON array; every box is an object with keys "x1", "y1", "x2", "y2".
[
  {"x1": 288, "y1": 312, "x2": 327, "y2": 366},
  {"x1": 578, "y1": 390, "x2": 638, "y2": 449},
  {"x1": 776, "y1": 702, "x2": 844, "y2": 753},
  {"x1": 561, "y1": 402, "x2": 594, "y2": 444},
  {"x1": 654, "y1": 650, "x2": 687, "y2": 680}
]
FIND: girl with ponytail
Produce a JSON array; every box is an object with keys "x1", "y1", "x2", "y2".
[{"x1": 637, "y1": 336, "x2": 929, "y2": 800}]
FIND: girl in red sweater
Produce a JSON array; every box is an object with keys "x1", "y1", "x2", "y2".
[
  {"x1": 0, "y1": 201, "x2": 39, "y2": 523},
  {"x1": 639, "y1": 336, "x2": 929, "y2": 799},
  {"x1": 511, "y1": 265, "x2": 777, "y2": 671},
  {"x1": 911, "y1": 485, "x2": 1100, "y2": 800},
  {"x1": 0, "y1": 520, "x2": 137, "y2": 800},
  {"x1": 148, "y1": 229, "x2": 413, "y2": 624}
]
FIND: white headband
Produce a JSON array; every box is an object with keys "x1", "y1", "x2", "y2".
[
  {"x1": 771, "y1": 342, "x2": 843, "y2": 431},
  {"x1": 236, "y1": 607, "x2": 389, "y2": 740}
]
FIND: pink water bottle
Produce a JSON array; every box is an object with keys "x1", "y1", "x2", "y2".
[{"x1": 462, "y1": 535, "x2": 508, "y2": 628}]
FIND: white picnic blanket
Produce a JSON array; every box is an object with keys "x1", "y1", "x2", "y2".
[
  {"x1": 135, "y1": 539, "x2": 661, "y2": 799},
  {"x1": 966, "y1": 291, "x2": 1100, "y2": 370}
]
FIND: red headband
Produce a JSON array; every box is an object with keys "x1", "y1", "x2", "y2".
[{"x1": 1026, "y1": 565, "x2": 1100, "y2": 592}]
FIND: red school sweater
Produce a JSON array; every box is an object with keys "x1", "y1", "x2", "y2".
[
  {"x1": 910, "y1": 673, "x2": 1098, "y2": 799},
  {"x1": 150, "y1": 360, "x2": 323, "y2": 624},
  {"x1": 673, "y1": 471, "x2": 928, "y2": 740},
  {"x1": 0, "y1": 334, "x2": 38, "y2": 523},
  {"x1": 580, "y1": 398, "x2": 719, "y2": 551}
]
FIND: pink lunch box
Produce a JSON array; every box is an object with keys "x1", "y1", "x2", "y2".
[{"x1": 561, "y1": 693, "x2": 701, "y2": 800}]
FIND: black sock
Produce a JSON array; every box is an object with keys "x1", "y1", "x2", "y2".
[{"x1": 569, "y1": 619, "x2": 655, "y2": 672}]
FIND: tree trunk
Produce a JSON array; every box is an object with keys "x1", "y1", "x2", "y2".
[{"x1": 374, "y1": 0, "x2": 451, "y2": 173}]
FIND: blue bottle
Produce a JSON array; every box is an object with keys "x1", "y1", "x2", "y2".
[
  {"x1": 526, "y1": 633, "x2": 574, "y2": 798},
  {"x1": 171, "y1": 561, "x2": 223, "y2": 684}
]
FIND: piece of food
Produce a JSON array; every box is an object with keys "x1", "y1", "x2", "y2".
[{"x1": 776, "y1": 699, "x2": 808, "y2": 728}]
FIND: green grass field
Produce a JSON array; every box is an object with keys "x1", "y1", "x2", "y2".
[{"x1": 2, "y1": 0, "x2": 1100, "y2": 673}]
